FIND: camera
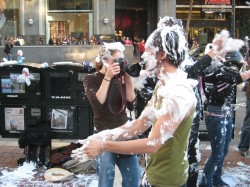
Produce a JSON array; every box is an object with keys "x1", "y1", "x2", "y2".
[{"x1": 115, "y1": 58, "x2": 141, "y2": 77}]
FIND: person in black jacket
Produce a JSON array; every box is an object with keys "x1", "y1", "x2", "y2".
[
  {"x1": 48, "y1": 37, "x2": 54, "y2": 45},
  {"x1": 184, "y1": 44, "x2": 222, "y2": 187},
  {"x1": 199, "y1": 50, "x2": 250, "y2": 187},
  {"x1": 4, "y1": 36, "x2": 13, "y2": 60}
]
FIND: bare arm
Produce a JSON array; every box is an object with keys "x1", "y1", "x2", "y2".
[
  {"x1": 125, "y1": 75, "x2": 136, "y2": 102},
  {"x1": 94, "y1": 78, "x2": 111, "y2": 104},
  {"x1": 103, "y1": 113, "x2": 177, "y2": 154}
]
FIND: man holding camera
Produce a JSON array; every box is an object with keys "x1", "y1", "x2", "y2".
[{"x1": 83, "y1": 42, "x2": 141, "y2": 187}]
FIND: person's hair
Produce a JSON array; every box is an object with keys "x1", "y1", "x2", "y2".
[
  {"x1": 162, "y1": 28, "x2": 187, "y2": 66},
  {"x1": 146, "y1": 16, "x2": 188, "y2": 67},
  {"x1": 95, "y1": 62, "x2": 103, "y2": 71},
  {"x1": 157, "y1": 16, "x2": 183, "y2": 28}
]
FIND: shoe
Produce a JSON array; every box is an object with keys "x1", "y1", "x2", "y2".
[
  {"x1": 213, "y1": 177, "x2": 230, "y2": 187},
  {"x1": 214, "y1": 184, "x2": 230, "y2": 187},
  {"x1": 198, "y1": 184, "x2": 213, "y2": 187},
  {"x1": 239, "y1": 148, "x2": 249, "y2": 157},
  {"x1": 213, "y1": 180, "x2": 230, "y2": 187}
]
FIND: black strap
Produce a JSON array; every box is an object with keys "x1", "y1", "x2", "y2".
[{"x1": 108, "y1": 71, "x2": 127, "y2": 115}]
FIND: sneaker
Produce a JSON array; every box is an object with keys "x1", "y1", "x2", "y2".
[
  {"x1": 213, "y1": 177, "x2": 230, "y2": 187},
  {"x1": 199, "y1": 184, "x2": 213, "y2": 187},
  {"x1": 213, "y1": 181, "x2": 230, "y2": 187},
  {"x1": 239, "y1": 149, "x2": 249, "y2": 157},
  {"x1": 214, "y1": 184, "x2": 230, "y2": 187}
]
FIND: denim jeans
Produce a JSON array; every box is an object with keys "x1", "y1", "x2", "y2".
[
  {"x1": 96, "y1": 151, "x2": 141, "y2": 187},
  {"x1": 7, "y1": 53, "x2": 12, "y2": 61},
  {"x1": 199, "y1": 105, "x2": 233, "y2": 187},
  {"x1": 238, "y1": 98, "x2": 250, "y2": 151}
]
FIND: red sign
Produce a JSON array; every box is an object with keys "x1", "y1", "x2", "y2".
[{"x1": 205, "y1": 0, "x2": 231, "y2": 4}]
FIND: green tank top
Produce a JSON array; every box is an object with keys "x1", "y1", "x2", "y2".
[{"x1": 146, "y1": 112, "x2": 194, "y2": 187}]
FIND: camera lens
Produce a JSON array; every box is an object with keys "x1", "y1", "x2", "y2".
[
  {"x1": 125, "y1": 63, "x2": 141, "y2": 77},
  {"x1": 115, "y1": 58, "x2": 141, "y2": 77}
]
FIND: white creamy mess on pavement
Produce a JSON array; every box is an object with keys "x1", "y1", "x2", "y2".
[{"x1": 0, "y1": 162, "x2": 37, "y2": 186}]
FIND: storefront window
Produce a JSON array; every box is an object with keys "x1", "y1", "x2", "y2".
[
  {"x1": 176, "y1": 5, "x2": 232, "y2": 45},
  {"x1": 47, "y1": 0, "x2": 93, "y2": 45},
  {"x1": 0, "y1": 0, "x2": 20, "y2": 46},
  {"x1": 47, "y1": 13, "x2": 91, "y2": 45}
]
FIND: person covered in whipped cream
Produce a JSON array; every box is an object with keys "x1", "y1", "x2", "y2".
[
  {"x1": 82, "y1": 42, "x2": 141, "y2": 187},
  {"x1": 77, "y1": 16, "x2": 198, "y2": 187}
]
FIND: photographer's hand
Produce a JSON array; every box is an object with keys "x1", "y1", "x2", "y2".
[{"x1": 105, "y1": 62, "x2": 120, "y2": 80}]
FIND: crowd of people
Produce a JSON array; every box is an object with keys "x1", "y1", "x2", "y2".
[
  {"x1": 117, "y1": 35, "x2": 146, "y2": 60},
  {"x1": 48, "y1": 35, "x2": 105, "y2": 46},
  {"x1": 70, "y1": 16, "x2": 250, "y2": 187},
  {"x1": 3, "y1": 36, "x2": 13, "y2": 61},
  {"x1": 47, "y1": 34, "x2": 146, "y2": 62}
]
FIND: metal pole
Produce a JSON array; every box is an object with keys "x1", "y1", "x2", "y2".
[{"x1": 231, "y1": 0, "x2": 235, "y2": 38}]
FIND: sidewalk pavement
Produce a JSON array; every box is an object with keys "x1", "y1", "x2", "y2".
[
  {"x1": 0, "y1": 127, "x2": 249, "y2": 187},
  {"x1": 0, "y1": 135, "x2": 249, "y2": 169}
]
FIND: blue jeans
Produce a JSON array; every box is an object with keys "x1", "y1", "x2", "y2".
[
  {"x1": 7, "y1": 53, "x2": 12, "y2": 61},
  {"x1": 238, "y1": 98, "x2": 250, "y2": 151},
  {"x1": 199, "y1": 105, "x2": 233, "y2": 187},
  {"x1": 96, "y1": 151, "x2": 141, "y2": 187}
]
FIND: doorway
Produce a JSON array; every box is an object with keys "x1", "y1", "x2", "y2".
[{"x1": 115, "y1": 9, "x2": 147, "y2": 41}]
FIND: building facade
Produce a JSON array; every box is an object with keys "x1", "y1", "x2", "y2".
[{"x1": 0, "y1": 0, "x2": 249, "y2": 46}]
